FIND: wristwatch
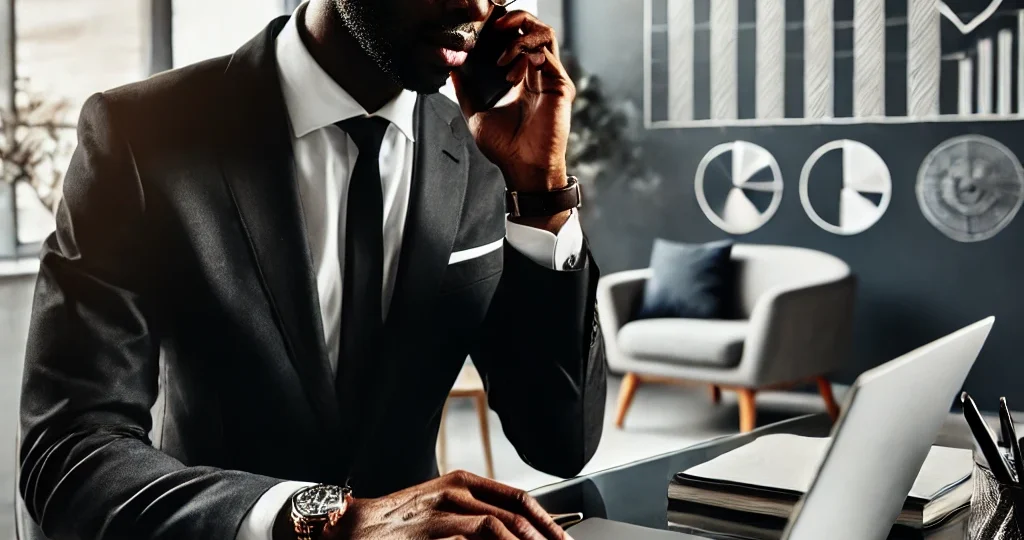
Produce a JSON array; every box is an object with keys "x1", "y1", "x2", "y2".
[
  {"x1": 506, "y1": 176, "x2": 582, "y2": 218},
  {"x1": 290, "y1": 484, "x2": 352, "y2": 540}
]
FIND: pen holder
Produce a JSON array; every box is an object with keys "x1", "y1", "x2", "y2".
[{"x1": 969, "y1": 455, "x2": 1024, "y2": 540}]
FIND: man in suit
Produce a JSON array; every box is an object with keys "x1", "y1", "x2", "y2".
[{"x1": 18, "y1": 0, "x2": 606, "y2": 538}]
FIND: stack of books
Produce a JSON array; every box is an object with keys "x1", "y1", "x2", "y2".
[{"x1": 667, "y1": 434, "x2": 974, "y2": 540}]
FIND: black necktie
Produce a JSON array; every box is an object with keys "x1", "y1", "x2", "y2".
[{"x1": 336, "y1": 116, "x2": 389, "y2": 406}]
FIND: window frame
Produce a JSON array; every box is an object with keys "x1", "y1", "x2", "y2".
[
  {"x1": 1, "y1": 0, "x2": 19, "y2": 257},
  {"x1": 0, "y1": 0, "x2": 169, "y2": 258}
]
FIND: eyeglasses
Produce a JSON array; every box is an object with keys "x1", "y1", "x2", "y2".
[{"x1": 489, "y1": 0, "x2": 518, "y2": 6}]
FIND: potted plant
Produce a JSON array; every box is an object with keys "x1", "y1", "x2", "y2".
[
  {"x1": 562, "y1": 52, "x2": 661, "y2": 225},
  {"x1": 0, "y1": 78, "x2": 71, "y2": 258}
]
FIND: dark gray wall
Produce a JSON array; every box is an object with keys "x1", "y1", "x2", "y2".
[{"x1": 568, "y1": 0, "x2": 1024, "y2": 407}]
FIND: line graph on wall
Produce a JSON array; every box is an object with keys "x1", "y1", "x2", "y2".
[{"x1": 644, "y1": 0, "x2": 1024, "y2": 128}]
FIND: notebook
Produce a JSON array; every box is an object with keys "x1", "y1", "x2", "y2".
[
  {"x1": 668, "y1": 434, "x2": 974, "y2": 529},
  {"x1": 667, "y1": 500, "x2": 969, "y2": 540}
]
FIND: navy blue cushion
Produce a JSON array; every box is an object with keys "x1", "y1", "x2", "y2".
[{"x1": 634, "y1": 239, "x2": 735, "y2": 320}]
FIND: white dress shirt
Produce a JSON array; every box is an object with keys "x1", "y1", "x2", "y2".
[{"x1": 236, "y1": 10, "x2": 584, "y2": 539}]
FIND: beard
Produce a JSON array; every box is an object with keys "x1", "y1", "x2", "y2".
[{"x1": 332, "y1": 0, "x2": 450, "y2": 93}]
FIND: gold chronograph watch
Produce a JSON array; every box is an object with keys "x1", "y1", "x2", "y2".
[{"x1": 289, "y1": 484, "x2": 352, "y2": 540}]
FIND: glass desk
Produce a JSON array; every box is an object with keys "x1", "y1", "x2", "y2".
[{"x1": 530, "y1": 413, "x2": 971, "y2": 539}]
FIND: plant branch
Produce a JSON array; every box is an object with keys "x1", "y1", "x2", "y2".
[{"x1": 0, "y1": 78, "x2": 72, "y2": 215}]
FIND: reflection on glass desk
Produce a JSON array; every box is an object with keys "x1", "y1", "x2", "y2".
[{"x1": 531, "y1": 414, "x2": 972, "y2": 540}]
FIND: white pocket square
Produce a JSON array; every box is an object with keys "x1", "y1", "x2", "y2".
[{"x1": 448, "y1": 238, "x2": 504, "y2": 265}]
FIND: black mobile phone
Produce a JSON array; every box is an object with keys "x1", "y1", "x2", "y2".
[{"x1": 456, "y1": 7, "x2": 519, "y2": 111}]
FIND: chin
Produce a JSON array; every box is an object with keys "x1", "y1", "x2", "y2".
[
  {"x1": 394, "y1": 63, "x2": 452, "y2": 94},
  {"x1": 400, "y1": 76, "x2": 450, "y2": 94}
]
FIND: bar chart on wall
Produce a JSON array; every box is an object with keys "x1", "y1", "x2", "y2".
[{"x1": 644, "y1": 0, "x2": 1024, "y2": 128}]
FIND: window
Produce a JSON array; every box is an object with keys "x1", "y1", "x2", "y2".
[
  {"x1": 17, "y1": 0, "x2": 146, "y2": 123},
  {"x1": 4, "y1": 0, "x2": 146, "y2": 254},
  {"x1": 173, "y1": 0, "x2": 284, "y2": 68}
]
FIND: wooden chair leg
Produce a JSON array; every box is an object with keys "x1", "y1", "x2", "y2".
[
  {"x1": 710, "y1": 385, "x2": 722, "y2": 404},
  {"x1": 475, "y1": 392, "x2": 495, "y2": 479},
  {"x1": 738, "y1": 389, "x2": 757, "y2": 433},
  {"x1": 615, "y1": 373, "x2": 640, "y2": 428},
  {"x1": 437, "y1": 400, "x2": 449, "y2": 475},
  {"x1": 817, "y1": 377, "x2": 840, "y2": 421}
]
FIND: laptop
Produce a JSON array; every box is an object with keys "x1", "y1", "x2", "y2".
[{"x1": 569, "y1": 317, "x2": 995, "y2": 540}]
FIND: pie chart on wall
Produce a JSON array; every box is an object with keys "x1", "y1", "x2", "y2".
[
  {"x1": 695, "y1": 141, "x2": 784, "y2": 235},
  {"x1": 800, "y1": 139, "x2": 892, "y2": 235}
]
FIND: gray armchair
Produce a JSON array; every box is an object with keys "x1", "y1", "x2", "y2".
[{"x1": 598, "y1": 244, "x2": 856, "y2": 432}]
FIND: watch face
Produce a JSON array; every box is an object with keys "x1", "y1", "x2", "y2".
[{"x1": 293, "y1": 485, "x2": 344, "y2": 518}]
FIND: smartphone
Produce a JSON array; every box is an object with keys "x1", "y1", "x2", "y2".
[{"x1": 456, "y1": 6, "x2": 520, "y2": 111}]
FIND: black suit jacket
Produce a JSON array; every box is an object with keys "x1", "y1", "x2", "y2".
[{"x1": 19, "y1": 18, "x2": 606, "y2": 540}]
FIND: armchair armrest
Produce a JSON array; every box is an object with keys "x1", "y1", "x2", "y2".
[
  {"x1": 596, "y1": 269, "x2": 652, "y2": 371},
  {"x1": 596, "y1": 269, "x2": 651, "y2": 333},
  {"x1": 739, "y1": 274, "x2": 857, "y2": 387}
]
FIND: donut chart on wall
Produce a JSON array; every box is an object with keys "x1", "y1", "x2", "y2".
[
  {"x1": 694, "y1": 141, "x2": 784, "y2": 235},
  {"x1": 799, "y1": 140, "x2": 893, "y2": 236},
  {"x1": 917, "y1": 135, "x2": 1024, "y2": 243}
]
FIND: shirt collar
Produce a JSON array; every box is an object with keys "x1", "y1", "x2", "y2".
[{"x1": 275, "y1": 6, "x2": 418, "y2": 141}]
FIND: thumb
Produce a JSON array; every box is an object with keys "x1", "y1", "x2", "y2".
[{"x1": 448, "y1": 71, "x2": 478, "y2": 119}]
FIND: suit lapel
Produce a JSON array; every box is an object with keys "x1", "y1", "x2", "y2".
[
  {"x1": 217, "y1": 19, "x2": 341, "y2": 439},
  {"x1": 383, "y1": 95, "x2": 469, "y2": 336}
]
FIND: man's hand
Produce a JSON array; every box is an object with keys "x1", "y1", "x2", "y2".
[
  {"x1": 451, "y1": 10, "x2": 575, "y2": 232},
  {"x1": 331, "y1": 470, "x2": 571, "y2": 539}
]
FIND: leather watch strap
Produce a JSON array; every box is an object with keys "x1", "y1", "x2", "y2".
[{"x1": 506, "y1": 176, "x2": 582, "y2": 218}]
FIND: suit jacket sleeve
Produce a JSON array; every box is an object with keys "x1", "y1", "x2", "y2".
[
  {"x1": 468, "y1": 163, "x2": 608, "y2": 480},
  {"x1": 19, "y1": 93, "x2": 281, "y2": 540}
]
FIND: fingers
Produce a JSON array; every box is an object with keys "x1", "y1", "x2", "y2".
[
  {"x1": 494, "y1": 10, "x2": 560, "y2": 58},
  {"x1": 505, "y1": 55, "x2": 532, "y2": 87},
  {"x1": 497, "y1": 33, "x2": 556, "y2": 67},
  {"x1": 431, "y1": 514, "x2": 518, "y2": 540},
  {"x1": 525, "y1": 54, "x2": 544, "y2": 95},
  {"x1": 450, "y1": 472, "x2": 567, "y2": 540},
  {"x1": 507, "y1": 46, "x2": 572, "y2": 100},
  {"x1": 518, "y1": 47, "x2": 574, "y2": 99},
  {"x1": 439, "y1": 490, "x2": 548, "y2": 540},
  {"x1": 536, "y1": 47, "x2": 574, "y2": 99},
  {"x1": 477, "y1": 488, "x2": 566, "y2": 540},
  {"x1": 486, "y1": 10, "x2": 571, "y2": 103}
]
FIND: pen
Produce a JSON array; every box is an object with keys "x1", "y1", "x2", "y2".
[
  {"x1": 999, "y1": 397, "x2": 1024, "y2": 484},
  {"x1": 998, "y1": 398, "x2": 1024, "y2": 535},
  {"x1": 962, "y1": 392, "x2": 1014, "y2": 485},
  {"x1": 550, "y1": 512, "x2": 584, "y2": 528}
]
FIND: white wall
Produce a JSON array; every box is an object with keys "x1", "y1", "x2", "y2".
[
  {"x1": 173, "y1": 0, "x2": 283, "y2": 67},
  {"x1": 516, "y1": 0, "x2": 539, "y2": 15}
]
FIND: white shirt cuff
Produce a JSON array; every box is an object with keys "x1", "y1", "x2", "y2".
[
  {"x1": 236, "y1": 481, "x2": 315, "y2": 540},
  {"x1": 504, "y1": 208, "x2": 584, "y2": 270}
]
